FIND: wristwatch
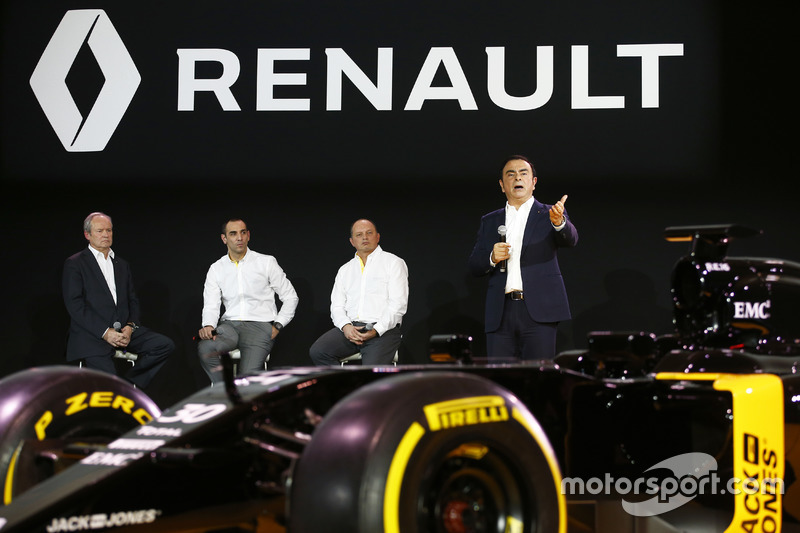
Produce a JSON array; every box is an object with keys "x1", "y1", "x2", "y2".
[
  {"x1": 273, "y1": 322, "x2": 283, "y2": 331},
  {"x1": 126, "y1": 322, "x2": 139, "y2": 330}
]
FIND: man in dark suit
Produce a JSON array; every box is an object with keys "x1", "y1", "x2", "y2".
[
  {"x1": 63, "y1": 212, "x2": 174, "y2": 389},
  {"x1": 469, "y1": 155, "x2": 578, "y2": 360}
]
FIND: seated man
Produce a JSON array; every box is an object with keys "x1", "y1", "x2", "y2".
[
  {"x1": 63, "y1": 212, "x2": 174, "y2": 390},
  {"x1": 197, "y1": 218, "x2": 298, "y2": 383},
  {"x1": 310, "y1": 219, "x2": 408, "y2": 365}
]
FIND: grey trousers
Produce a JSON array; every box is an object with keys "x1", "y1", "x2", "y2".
[{"x1": 198, "y1": 321, "x2": 273, "y2": 383}]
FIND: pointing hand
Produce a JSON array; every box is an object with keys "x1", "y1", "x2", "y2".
[{"x1": 549, "y1": 195, "x2": 568, "y2": 226}]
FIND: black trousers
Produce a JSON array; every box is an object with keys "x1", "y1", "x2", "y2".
[
  {"x1": 309, "y1": 325, "x2": 401, "y2": 366},
  {"x1": 82, "y1": 326, "x2": 174, "y2": 388},
  {"x1": 486, "y1": 298, "x2": 558, "y2": 361}
]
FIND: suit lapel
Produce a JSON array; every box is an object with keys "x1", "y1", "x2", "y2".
[
  {"x1": 112, "y1": 256, "x2": 124, "y2": 308},
  {"x1": 491, "y1": 209, "x2": 505, "y2": 232},
  {"x1": 523, "y1": 200, "x2": 546, "y2": 243}
]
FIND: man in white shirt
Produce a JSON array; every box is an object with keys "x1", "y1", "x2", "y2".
[
  {"x1": 309, "y1": 219, "x2": 408, "y2": 365},
  {"x1": 197, "y1": 218, "x2": 299, "y2": 382},
  {"x1": 468, "y1": 155, "x2": 578, "y2": 360}
]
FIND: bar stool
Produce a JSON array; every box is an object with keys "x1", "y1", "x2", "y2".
[
  {"x1": 228, "y1": 349, "x2": 269, "y2": 374},
  {"x1": 79, "y1": 350, "x2": 138, "y2": 368},
  {"x1": 112, "y1": 350, "x2": 138, "y2": 366}
]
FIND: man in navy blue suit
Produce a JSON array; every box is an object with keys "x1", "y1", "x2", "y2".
[
  {"x1": 63, "y1": 212, "x2": 174, "y2": 389},
  {"x1": 469, "y1": 155, "x2": 578, "y2": 360}
]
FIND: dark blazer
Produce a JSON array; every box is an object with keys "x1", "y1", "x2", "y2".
[
  {"x1": 63, "y1": 247, "x2": 141, "y2": 361},
  {"x1": 468, "y1": 200, "x2": 578, "y2": 332}
]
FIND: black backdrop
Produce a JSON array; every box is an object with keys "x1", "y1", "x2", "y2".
[{"x1": 1, "y1": 1, "x2": 794, "y2": 408}]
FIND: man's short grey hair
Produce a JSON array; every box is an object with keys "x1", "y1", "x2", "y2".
[{"x1": 83, "y1": 212, "x2": 112, "y2": 233}]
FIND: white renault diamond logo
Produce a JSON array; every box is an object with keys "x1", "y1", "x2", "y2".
[{"x1": 30, "y1": 10, "x2": 140, "y2": 152}]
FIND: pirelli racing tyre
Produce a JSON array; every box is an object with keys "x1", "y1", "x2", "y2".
[
  {"x1": 289, "y1": 371, "x2": 565, "y2": 533},
  {"x1": 0, "y1": 366, "x2": 161, "y2": 505}
]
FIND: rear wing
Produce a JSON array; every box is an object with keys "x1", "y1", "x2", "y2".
[{"x1": 664, "y1": 224, "x2": 762, "y2": 259}]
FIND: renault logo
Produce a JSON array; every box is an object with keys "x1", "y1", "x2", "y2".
[{"x1": 30, "y1": 10, "x2": 140, "y2": 152}]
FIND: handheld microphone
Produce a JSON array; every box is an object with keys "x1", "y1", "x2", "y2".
[
  {"x1": 192, "y1": 329, "x2": 218, "y2": 341},
  {"x1": 497, "y1": 225, "x2": 507, "y2": 273},
  {"x1": 112, "y1": 322, "x2": 128, "y2": 354}
]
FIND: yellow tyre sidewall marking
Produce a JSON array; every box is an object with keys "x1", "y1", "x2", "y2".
[
  {"x1": 2, "y1": 392, "x2": 156, "y2": 505},
  {"x1": 511, "y1": 407, "x2": 567, "y2": 533},
  {"x1": 384, "y1": 421, "x2": 425, "y2": 533},
  {"x1": 3, "y1": 444, "x2": 22, "y2": 505},
  {"x1": 384, "y1": 397, "x2": 566, "y2": 533}
]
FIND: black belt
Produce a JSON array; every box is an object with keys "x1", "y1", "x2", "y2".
[
  {"x1": 352, "y1": 321, "x2": 400, "y2": 330},
  {"x1": 505, "y1": 290, "x2": 524, "y2": 301}
]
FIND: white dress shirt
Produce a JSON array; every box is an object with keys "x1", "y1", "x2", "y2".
[
  {"x1": 89, "y1": 245, "x2": 117, "y2": 304},
  {"x1": 503, "y1": 197, "x2": 535, "y2": 292},
  {"x1": 330, "y1": 245, "x2": 409, "y2": 336},
  {"x1": 201, "y1": 248, "x2": 299, "y2": 328}
]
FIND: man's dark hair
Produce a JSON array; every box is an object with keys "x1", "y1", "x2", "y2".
[
  {"x1": 502, "y1": 155, "x2": 536, "y2": 176},
  {"x1": 222, "y1": 218, "x2": 247, "y2": 234}
]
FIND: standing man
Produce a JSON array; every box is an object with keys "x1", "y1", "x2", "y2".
[
  {"x1": 309, "y1": 219, "x2": 408, "y2": 366},
  {"x1": 468, "y1": 155, "x2": 578, "y2": 361},
  {"x1": 63, "y1": 212, "x2": 174, "y2": 389},
  {"x1": 197, "y1": 218, "x2": 298, "y2": 383}
]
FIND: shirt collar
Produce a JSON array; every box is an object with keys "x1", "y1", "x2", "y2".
[
  {"x1": 505, "y1": 196, "x2": 535, "y2": 214},
  {"x1": 228, "y1": 247, "x2": 250, "y2": 264},
  {"x1": 354, "y1": 245, "x2": 383, "y2": 259},
  {"x1": 88, "y1": 244, "x2": 114, "y2": 260},
  {"x1": 354, "y1": 245, "x2": 383, "y2": 269}
]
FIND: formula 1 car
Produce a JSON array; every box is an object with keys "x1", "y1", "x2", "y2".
[{"x1": 0, "y1": 224, "x2": 798, "y2": 533}]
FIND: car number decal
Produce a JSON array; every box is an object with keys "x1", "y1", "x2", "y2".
[{"x1": 156, "y1": 403, "x2": 227, "y2": 425}]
